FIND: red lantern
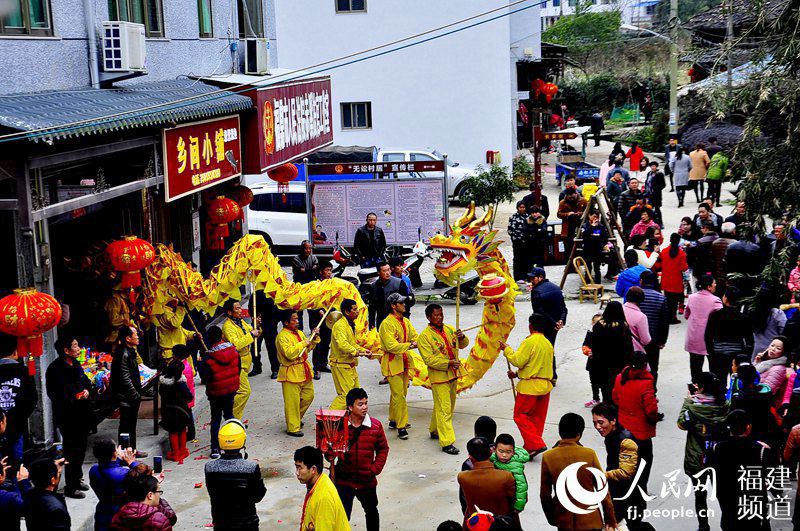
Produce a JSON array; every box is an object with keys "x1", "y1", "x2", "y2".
[
  {"x1": 531, "y1": 78, "x2": 546, "y2": 98},
  {"x1": 267, "y1": 163, "x2": 299, "y2": 203},
  {"x1": 543, "y1": 82, "x2": 559, "y2": 104},
  {"x1": 0, "y1": 288, "x2": 62, "y2": 375},
  {"x1": 206, "y1": 196, "x2": 241, "y2": 250},
  {"x1": 476, "y1": 274, "x2": 509, "y2": 304},
  {"x1": 232, "y1": 185, "x2": 254, "y2": 208},
  {"x1": 106, "y1": 236, "x2": 156, "y2": 303}
]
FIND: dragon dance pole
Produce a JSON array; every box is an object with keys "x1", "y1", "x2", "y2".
[
  {"x1": 505, "y1": 358, "x2": 518, "y2": 399},
  {"x1": 181, "y1": 303, "x2": 209, "y2": 352}
]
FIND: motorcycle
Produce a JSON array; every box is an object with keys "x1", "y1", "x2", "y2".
[{"x1": 407, "y1": 240, "x2": 479, "y2": 305}]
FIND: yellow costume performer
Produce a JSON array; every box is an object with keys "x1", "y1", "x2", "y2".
[
  {"x1": 418, "y1": 324, "x2": 468, "y2": 448},
  {"x1": 104, "y1": 291, "x2": 132, "y2": 344},
  {"x1": 276, "y1": 327, "x2": 319, "y2": 433},
  {"x1": 378, "y1": 313, "x2": 418, "y2": 430},
  {"x1": 300, "y1": 473, "x2": 351, "y2": 531},
  {"x1": 222, "y1": 317, "x2": 254, "y2": 419},
  {"x1": 329, "y1": 317, "x2": 361, "y2": 410},
  {"x1": 152, "y1": 304, "x2": 193, "y2": 362}
]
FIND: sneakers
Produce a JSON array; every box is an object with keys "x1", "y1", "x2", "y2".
[
  {"x1": 442, "y1": 445, "x2": 460, "y2": 455},
  {"x1": 270, "y1": 371, "x2": 278, "y2": 379},
  {"x1": 64, "y1": 489, "x2": 85, "y2": 499},
  {"x1": 314, "y1": 372, "x2": 321, "y2": 380},
  {"x1": 286, "y1": 430, "x2": 304, "y2": 437},
  {"x1": 388, "y1": 421, "x2": 397, "y2": 429},
  {"x1": 430, "y1": 432, "x2": 439, "y2": 440},
  {"x1": 398, "y1": 428, "x2": 409, "y2": 440},
  {"x1": 379, "y1": 377, "x2": 389, "y2": 385},
  {"x1": 584, "y1": 400, "x2": 599, "y2": 408},
  {"x1": 210, "y1": 450, "x2": 221, "y2": 459},
  {"x1": 75, "y1": 480, "x2": 90, "y2": 491}
]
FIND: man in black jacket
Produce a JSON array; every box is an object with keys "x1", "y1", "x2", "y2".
[
  {"x1": 368, "y1": 262, "x2": 409, "y2": 329},
  {"x1": 353, "y1": 213, "x2": 387, "y2": 267},
  {"x1": 705, "y1": 287, "x2": 754, "y2": 386},
  {"x1": 24, "y1": 458, "x2": 70, "y2": 531},
  {"x1": 205, "y1": 419, "x2": 267, "y2": 530},
  {"x1": 46, "y1": 334, "x2": 93, "y2": 499},
  {"x1": 638, "y1": 271, "x2": 670, "y2": 388},
  {"x1": 522, "y1": 182, "x2": 550, "y2": 220},
  {"x1": 643, "y1": 161, "x2": 666, "y2": 226},
  {"x1": 528, "y1": 267, "x2": 567, "y2": 381},
  {"x1": 0, "y1": 334, "x2": 36, "y2": 464},
  {"x1": 111, "y1": 326, "x2": 147, "y2": 458}
]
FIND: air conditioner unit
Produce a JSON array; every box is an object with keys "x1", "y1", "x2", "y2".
[
  {"x1": 245, "y1": 38, "x2": 270, "y2": 75},
  {"x1": 101, "y1": 21, "x2": 146, "y2": 72}
]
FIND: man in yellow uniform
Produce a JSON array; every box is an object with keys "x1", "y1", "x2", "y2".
[
  {"x1": 221, "y1": 299, "x2": 261, "y2": 420},
  {"x1": 276, "y1": 311, "x2": 320, "y2": 437},
  {"x1": 500, "y1": 313, "x2": 554, "y2": 457},
  {"x1": 104, "y1": 287, "x2": 132, "y2": 345},
  {"x1": 378, "y1": 293, "x2": 418, "y2": 441},
  {"x1": 152, "y1": 299, "x2": 195, "y2": 365},
  {"x1": 329, "y1": 299, "x2": 369, "y2": 410},
  {"x1": 295, "y1": 445, "x2": 350, "y2": 531},
  {"x1": 417, "y1": 303, "x2": 468, "y2": 455}
]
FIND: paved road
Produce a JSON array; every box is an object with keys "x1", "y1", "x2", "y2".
[{"x1": 64, "y1": 141, "x2": 789, "y2": 530}]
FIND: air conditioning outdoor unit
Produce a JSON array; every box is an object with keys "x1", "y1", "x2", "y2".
[
  {"x1": 101, "y1": 21, "x2": 147, "y2": 72},
  {"x1": 245, "y1": 38, "x2": 270, "y2": 75}
]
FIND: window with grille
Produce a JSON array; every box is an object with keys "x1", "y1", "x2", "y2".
[
  {"x1": 336, "y1": 0, "x2": 366, "y2": 13},
  {"x1": 237, "y1": 0, "x2": 264, "y2": 38}
]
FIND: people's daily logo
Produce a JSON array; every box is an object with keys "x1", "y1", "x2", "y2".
[{"x1": 555, "y1": 461, "x2": 609, "y2": 514}]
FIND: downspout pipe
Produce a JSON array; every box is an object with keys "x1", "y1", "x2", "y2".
[{"x1": 84, "y1": 0, "x2": 100, "y2": 88}]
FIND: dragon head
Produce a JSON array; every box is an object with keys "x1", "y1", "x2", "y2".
[{"x1": 429, "y1": 203, "x2": 502, "y2": 285}]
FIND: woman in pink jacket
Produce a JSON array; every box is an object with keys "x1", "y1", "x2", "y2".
[
  {"x1": 173, "y1": 345, "x2": 197, "y2": 442},
  {"x1": 754, "y1": 336, "x2": 790, "y2": 407},
  {"x1": 684, "y1": 274, "x2": 723, "y2": 382}
]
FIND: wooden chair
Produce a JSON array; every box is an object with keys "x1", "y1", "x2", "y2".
[{"x1": 573, "y1": 256, "x2": 604, "y2": 304}]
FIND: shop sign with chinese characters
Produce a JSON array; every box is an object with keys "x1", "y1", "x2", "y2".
[
  {"x1": 257, "y1": 78, "x2": 333, "y2": 171},
  {"x1": 163, "y1": 115, "x2": 242, "y2": 202}
]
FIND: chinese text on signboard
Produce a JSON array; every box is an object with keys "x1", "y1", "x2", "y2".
[
  {"x1": 306, "y1": 160, "x2": 445, "y2": 176},
  {"x1": 258, "y1": 79, "x2": 334, "y2": 171},
  {"x1": 163, "y1": 115, "x2": 242, "y2": 202}
]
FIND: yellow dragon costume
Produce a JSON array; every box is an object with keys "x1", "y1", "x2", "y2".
[{"x1": 142, "y1": 202, "x2": 517, "y2": 393}]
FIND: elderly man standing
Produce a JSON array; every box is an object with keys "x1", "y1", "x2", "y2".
[
  {"x1": 368, "y1": 262, "x2": 409, "y2": 330},
  {"x1": 221, "y1": 299, "x2": 261, "y2": 420},
  {"x1": 378, "y1": 293, "x2": 418, "y2": 441},
  {"x1": 292, "y1": 240, "x2": 319, "y2": 332},
  {"x1": 354, "y1": 212, "x2": 387, "y2": 267},
  {"x1": 418, "y1": 303, "x2": 468, "y2": 455}
]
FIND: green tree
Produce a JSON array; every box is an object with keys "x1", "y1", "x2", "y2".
[
  {"x1": 543, "y1": 3, "x2": 622, "y2": 76},
  {"x1": 459, "y1": 164, "x2": 517, "y2": 229},
  {"x1": 652, "y1": 0, "x2": 722, "y2": 31}
]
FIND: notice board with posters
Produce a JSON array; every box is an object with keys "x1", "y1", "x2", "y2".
[
  {"x1": 308, "y1": 178, "x2": 448, "y2": 248},
  {"x1": 162, "y1": 115, "x2": 242, "y2": 202}
]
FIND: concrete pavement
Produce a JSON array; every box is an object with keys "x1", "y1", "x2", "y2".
[{"x1": 61, "y1": 143, "x2": 787, "y2": 530}]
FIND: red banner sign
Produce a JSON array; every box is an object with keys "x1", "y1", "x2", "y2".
[
  {"x1": 307, "y1": 160, "x2": 445, "y2": 176},
  {"x1": 257, "y1": 78, "x2": 334, "y2": 171},
  {"x1": 162, "y1": 116, "x2": 242, "y2": 202},
  {"x1": 536, "y1": 131, "x2": 577, "y2": 141}
]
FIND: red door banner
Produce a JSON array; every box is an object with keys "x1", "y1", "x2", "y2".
[
  {"x1": 163, "y1": 115, "x2": 242, "y2": 202},
  {"x1": 257, "y1": 78, "x2": 334, "y2": 171}
]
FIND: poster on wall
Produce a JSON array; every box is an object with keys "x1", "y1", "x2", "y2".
[
  {"x1": 163, "y1": 115, "x2": 242, "y2": 202},
  {"x1": 308, "y1": 178, "x2": 447, "y2": 247},
  {"x1": 257, "y1": 78, "x2": 334, "y2": 171}
]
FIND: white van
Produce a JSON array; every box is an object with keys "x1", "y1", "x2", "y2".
[
  {"x1": 376, "y1": 148, "x2": 476, "y2": 199},
  {"x1": 245, "y1": 181, "x2": 308, "y2": 255}
]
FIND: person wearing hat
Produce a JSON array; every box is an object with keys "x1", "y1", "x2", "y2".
[
  {"x1": 378, "y1": 292, "x2": 419, "y2": 440},
  {"x1": 418, "y1": 303, "x2": 469, "y2": 455},
  {"x1": 329, "y1": 299, "x2": 369, "y2": 410},
  {"x1": 276, "y1": 311, "x2": 320, "y2": 437},
  {"x1": 527, "y1": 267, "x2": 567, "y2": 383},
  {"x1": 499, "y1": 314, "x2": 554, "y2": 458},
  {"x1": 204, "y1": 419, "x2": 267, "y2": 530},
  {"x1": 295, "y1": 445, "x2": 350, "y2": 531}
]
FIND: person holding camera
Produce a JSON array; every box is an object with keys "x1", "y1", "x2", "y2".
[
  {"x1": 88, "y1": 439, "x2": 138, "y2": 531},
  {"x1": 24, "y1": 458, "x2": 70, "y2": 530},
  {"x1": 0, "y1": 455, "x2": 30, "y2": 531}
]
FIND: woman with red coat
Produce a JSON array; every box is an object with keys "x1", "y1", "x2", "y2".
[
  {"x1": 659, "y1": 233, "x2": 689, "y2": 324},
  {"x1": 200, "y1": 326, "x2": 242, "y2": 459},
  {"x1": 613, "y1": 351, "x2": 659, "y2": 488},
  {"x1": 626, "y1": 142, "x2": 645, "y2": 178}
]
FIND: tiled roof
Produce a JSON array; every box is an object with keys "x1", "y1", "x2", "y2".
[{"x1": 0, "y1": 79, "x2": 252, "y2": 143}]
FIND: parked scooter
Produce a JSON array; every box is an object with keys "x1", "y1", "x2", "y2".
[{"x1": 407, "y1": 240, "x2": 479, "y2": 305}]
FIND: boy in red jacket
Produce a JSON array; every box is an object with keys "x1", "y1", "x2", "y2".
[
  {"x1": 326, "y1": 387, "x2": 389, "y2": 531},
  {"x1": 200, "y1": 326, "x2": 241, "y2": 459}
]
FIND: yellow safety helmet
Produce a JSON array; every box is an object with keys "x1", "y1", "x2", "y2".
[{"x1": 218, "y1": 419, "x2": 247, "y2": 451}]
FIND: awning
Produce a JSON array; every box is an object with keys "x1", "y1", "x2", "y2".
[
  {"x1": 0, "y1": 80, "x2": 253, "y2": 143},
  {"x1": 633, "y1": 1, "x2": 659, "y2": 7}
]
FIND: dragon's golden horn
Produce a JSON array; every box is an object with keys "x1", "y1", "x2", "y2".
[
  {"x1": 454, "y1": 202, "x2": 476, "y2": 228},
  {"x1": 468, "y1": 205, "x2": 494, "y2": 230}
]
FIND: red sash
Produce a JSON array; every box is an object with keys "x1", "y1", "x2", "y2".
[
  {"x1": 392, "y1": 314, "x2": 410, "y2": 370},
  {"x1": 431, "y1": 326, "x2": 456, "y2": 361},
  {"x1": 299, "y1": 477, "x2": 320, "y2": 531}
]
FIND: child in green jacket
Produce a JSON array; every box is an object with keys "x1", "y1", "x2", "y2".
[{"x1": 490, "y1": 433, "x2": 529, "y2": 512}]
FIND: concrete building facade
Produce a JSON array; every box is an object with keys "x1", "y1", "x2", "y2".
[{"x1": 274, "y1": 0, "x2": 542, "y2": 167}]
